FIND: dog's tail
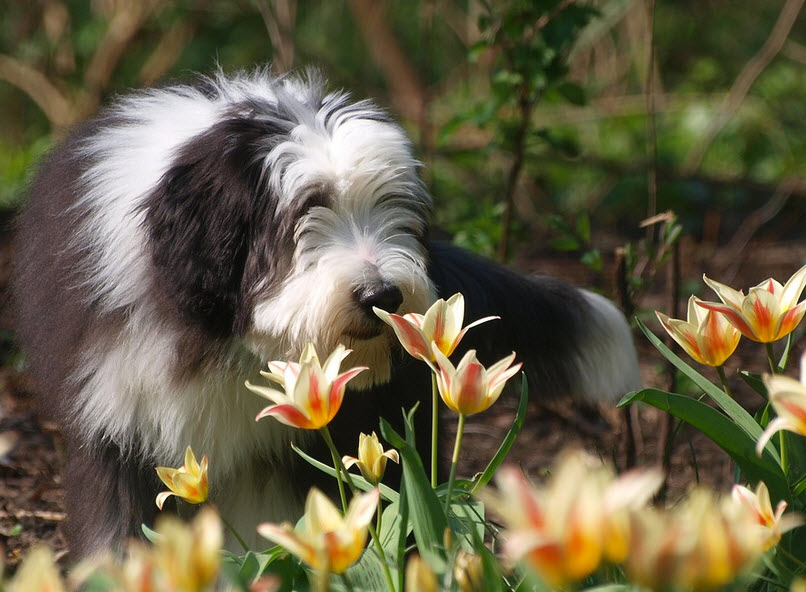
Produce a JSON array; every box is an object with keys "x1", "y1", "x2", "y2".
[{"x1": 427, "y1": 241, "x2": 641, "y2": 403}]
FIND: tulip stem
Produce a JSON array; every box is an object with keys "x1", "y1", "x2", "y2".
[
  {"x1": 444, "y1": 413, "x2": 466, "y2": 516},
  {"x1": 339, "y1": 573, "x2": 354, "y2": 592},
  {"x1": 320, "y1": 426, "x2": 349, "y2": 513},
  {"x1": 219, "y1": 513, "x2": 250, "y2": 553},
  {"x1": 777, "y1": 545, "x2": 806, "y2": 571},
  {"x1": 431, "y1": 372, "x2": 439, "y2": 488},
  {"x1": 766, "y1": 343, "x2": 781, "y2": 374},
  {"x1": 716, "y1": 365, "x2": 732, "y2": 398},
  {"x1": 780, "y1": 430, "x2": 789, "y2": 477},
  {"x1": 319, "y1": 429, "x2": 395, "y2": 592}
]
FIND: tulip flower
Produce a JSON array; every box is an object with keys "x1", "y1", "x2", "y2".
[
  {"x1": 656, "y1": 295, "x2": 740, "y2": 367},
  {"x1": 373, "y1": 292, "x2": 498, "y2": 361},
  {"x1": 75, "y1": 506, "x2": 223, "y2": 592},
  {"x1": 454, "y1": 551, "x2": 484, "y2": 592},
  {"x1": 257, "y1": 487, "x2": 379, "y2": 575},
  {"x1": 429, "y1": 347, "x2": 521, "y2": 416},
  {"x1": 732, "y1": 481, "x2": 803, "y2": 550},
  {"x1": 698, "y1": 264, "x2": 806, "y2": 343},
  {"x1": 155, "y1": 446, "x2": 209, "y2": 510},
  {"x1": 404, "y1": 555, "x2": 438, "y2": 592},
  {"x1": 155, "y1": 507, "x2": 223, "y2": 591},
  {"x1": 342, "y1": 432, "x2": 399, "y2": 485},
  {"x1": 8, "y1": 546, "x2": 65, "y2": 592},
  {"x1": 624, "y1": 489, "x2": 763, "y2": 592},
  {"x1": 246, "y1": 342, "x2": 367, "y2": 430},
  {"x1": 483, "y1": 453, "x2": 661, "y2": 589},
  {"x1": 756, "y1": 374, "x2": 806, "y2": 455}
]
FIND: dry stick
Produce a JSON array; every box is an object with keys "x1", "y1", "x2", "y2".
[
  {"x1": 682, "y1": 0, "x2": 806, "y2": 174},
  {"x1": 346, "y1": 0, "x2": 427, "y2": 124},
  {"x1": 0, "y1": 54, "x2": 73, "y2": 130},
  {"x1": 497, "y1": 89, "x2": 536, "y2": 263},
  {"x1": 657, "y1": 238, "x2": 681, "y2": 502},
  {"x1": 716, "y1": 181, "x2": 793, "y2": 284},
  {"x1": 615, "y1": 248, "x2": 637, "y2": 470},
  {"x1": 80, "y1": 0, "x2": 163, "y2": 120},
  {"x1": 255, "y1": 0, "x2": 297, "y2": 74},
  {"x1": 644, "y1": 0, "x2": 658, "y2": 243}
]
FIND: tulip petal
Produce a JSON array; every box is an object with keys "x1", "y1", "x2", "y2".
[
  {"x1": 245, "y1": 381, "x2": 288, "y2": 404},
  {"x1": 256, "y1": 403, "x2": 316, "y2": 429},
  {"x1": 696, "y1": 300, "x2": 758, "y2": 341},
  {"x1": 374, "y1": 307, "x2": 432, "y2": 359},
  {"x1": 345, "y1": 488, "x2": 380, "y2": 530},
  {"x1": 776, "y1": 301, "x2": 806, "y2": 340},
  {"x1": 156, "y1": 491, "x2": 174, "y2": 510},
  {"x1": 781, "y1": 264, "x2": 806, "y2": 310},
  {"x1": 257, "y1": 523, "x2": 319, "y2": 568},
  {"x1": 756, "y1": 417, "x2": 796, "y2": 456},
  {"x1": 703, "y1": 275, "x2": 745, "y2": 309}
]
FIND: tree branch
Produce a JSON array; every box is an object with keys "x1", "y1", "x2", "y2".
[
  {"x1": 80, "y1": 0, "x2": 164, "y2": 118},
  {"x1": 681, "y1": 0, "x2": 806, "y2": 174},
  {"x1": 255, "y1": 0, "x2": 297, "y2": 73},
  {"x1": 0, "y1": 54, "x2": 73, "y2": 130},
  {"x1": 345, "y1": 0, "x2": 427, "y2": 124}
]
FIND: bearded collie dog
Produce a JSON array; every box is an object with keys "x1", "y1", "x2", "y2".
[{"x1": 12, "y1": 68, "x2": 640, "y2": 556}]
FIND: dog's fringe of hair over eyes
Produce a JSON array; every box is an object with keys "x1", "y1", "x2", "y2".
[{"x1": 11, "y1": 67, "x2": 640, "y2": 557}]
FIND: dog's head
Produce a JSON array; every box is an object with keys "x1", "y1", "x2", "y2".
[{"x1": 140, "y1": 70, "x2": 436, "y2": 385}]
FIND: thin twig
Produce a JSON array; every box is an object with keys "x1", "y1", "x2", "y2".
[
  {"x1": 682, "y1": 0, "x2": 806, "y2": 174},
  {"x1": 0, "y1": 54, "x2": 73, "y2": 130},
  {"x1": 254, "y1": 0, "x2": 297, "y2": 73},
  {"x1": 644, "y1": 0, "x2": 658, "y2": 242}
]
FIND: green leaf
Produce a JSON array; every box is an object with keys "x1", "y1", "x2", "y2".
[
  {"x1": 141, "y1": 522, "x2": 160, "y2": 544},
  {"x1": 471, "y1": 374, "x2": 528, "y2": 494},
  {"x1": 449, "y1": 499, "x2": 486, "y2": 551},
  {"x1": 380, "y1": 409, "x2": 448, "y2": 572},
  {"x1": 377, "y1": 500, "x2": 410, "y2": 551},
  {"x1": 739, "y1": 371, "x2": 768, "y2": 398},
  {"x1": 634, "y1": 319, "x2": 779, "y2": 463},
  {"x1": 290, "y1": 442, "x2": 399, "y2": 503},
  {"x1": 620, "y1": 389, "x2": 788, "y2": 501},
  {"x1": 581, "y1": 249, "x2": 603, "y2": 272},
  {"x1": 575, "y1": 211, "x2": 591, "y2": 242},
  {"x1": 548, "y1": 236, "x2": 580, "y2": 251},
  {"x1": 557, "y1": 81, "x2": 587, "y2": 105}
]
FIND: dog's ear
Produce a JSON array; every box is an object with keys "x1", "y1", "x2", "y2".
[{"x1": 143, "y1": 117, "x2": 276, "y2": 337}]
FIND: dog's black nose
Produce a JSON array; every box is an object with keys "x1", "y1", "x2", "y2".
[{"x1": 356, "y1": 283, "x2": 404, "y2": 315}]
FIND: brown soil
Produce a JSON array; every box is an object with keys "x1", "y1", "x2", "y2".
[{"x1": 1, "y1": 213, "x2": 804, "y2": 571}]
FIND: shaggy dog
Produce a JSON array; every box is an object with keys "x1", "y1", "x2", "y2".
[{"x1": 12, "y1": 68, "x2": 640, "y2": 557}]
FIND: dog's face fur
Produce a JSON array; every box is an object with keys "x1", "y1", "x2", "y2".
[{"x1": 79, "y1": 70, "x2": 435, "y2": 386}]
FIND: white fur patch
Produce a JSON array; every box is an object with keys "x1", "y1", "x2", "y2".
[{"x1": 574, "y1": 290, "x2": 642, "y2": 401}]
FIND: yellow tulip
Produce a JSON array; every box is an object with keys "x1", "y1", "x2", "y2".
[
  {"x1": 374, "y1": 293, "x2": 498, "y2": 361},
  {"x1": 454, "y1": 551, "x2": 484, "y2": 592},
  {"x1": 484, "y1": 452, "x2": 661, "y2": 589},
  {"x1": 8, "y1": 546, "x2": 65, "y2": 592},
  {"x1": 699, "y1": 264, "x2": 806, "y2": 343},
  {"x1": 155, "y1": 445, "x2": 209, "y2": 510},
  {"x1": 404, "y1": 555, "x2": 438, "y2": 592},
  {"x1": 258, "y1": 487, "x2": 379, "y2": 575},
  {"x1": 656, "y1": 295, "x2": 740, "y2": 366},
  {"x1": 757, "y1": 373, "x2": 806, "y2": 455},
  {"x1": 624, "y1": 489, "x2": 763, "y2": 592},
  {"x1": 154, "y1": 507, "x2": 222, "y2": 591},
  {"x1": 732, "y1": 481, "x2": 803, "y2": 550},
  {"x1": 246, "y1": 342, "x2": 367, "y2": 430},
  {"x1": 342, "y1": 431, "x2": 399, "y2": 485}
]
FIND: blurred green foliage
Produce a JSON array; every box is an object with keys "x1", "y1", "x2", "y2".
[{"x1": 1, "y1": 0, "x2": 806, "y2": 255}]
